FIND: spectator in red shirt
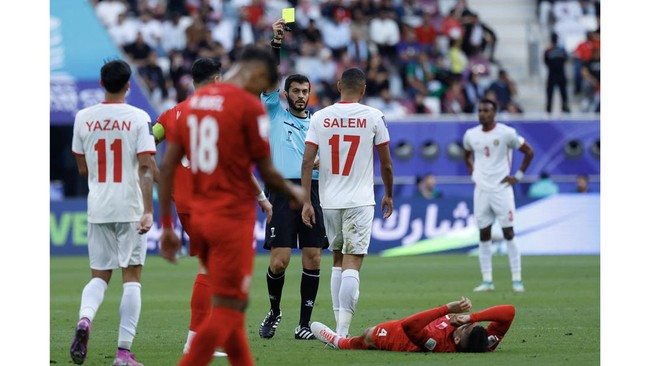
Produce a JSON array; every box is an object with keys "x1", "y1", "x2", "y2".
[
  {"x1": 415, "y1": 11, "x2": 438, "y2": 51},
  {"x1": 572, "y1": 30, "x2": 600, "y2": 95}
]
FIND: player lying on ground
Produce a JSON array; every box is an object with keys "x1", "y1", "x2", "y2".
[{"x1": 311, "y1": 297, "x2": 515, "y2": 353}]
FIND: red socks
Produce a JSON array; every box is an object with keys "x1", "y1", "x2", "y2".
[
  {"x1": 338, "y1": 336, "x2": 369, "y2": 350},
  {"x1": 189, "y1": 274, "x2": 211, "y2": 331},
  {"x1": 179, "y1": 306, "x2": 253, "y2": 366}
]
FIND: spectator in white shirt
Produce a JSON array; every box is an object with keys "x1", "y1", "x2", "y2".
[
  {"x1": 95, "y1": 0, "x2": 128, "y2": 27},
  {"x1": 108, "y1": 12, "x2": 138, "y2": 47},
  {"x1": 320, "y1": 9, "x2": 352, "y2": 60},
  {"x1": 137, "y1": 10, "x2": 163, "y2": 50},
  {"x1": 161, "y1": 11, "x2": 190, "y2": 53},
  {"x1": 369, "y1": 7, "x2": 401, "y2": 66}
]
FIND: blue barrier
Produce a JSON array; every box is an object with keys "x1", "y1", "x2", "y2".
[{"x1": 51, "y1": 194, "x2": 599, "y2": 257}]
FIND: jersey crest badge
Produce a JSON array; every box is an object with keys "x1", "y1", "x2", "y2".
[
  {"x1": 493, "y1": 139, "x2": 500, "y2": 146},
  {"x1": 424, "y1": 338, "x2": 437, "y2": 351}
]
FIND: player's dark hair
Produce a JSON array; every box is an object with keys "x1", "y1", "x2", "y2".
[
  {"x1": 466, "y1": 326, "x2": 489, "y2": 353},
  {"x1": 340, "y1": 67, "x2": 366, "y2": 92},
  {"x1": 284, "y1": 74, "x2": 311, "y2": 92},
  {"x1": 191, "y1": 57, "x2": 222, "y2": 84},
  {"x1": 101, "y1": 59, "x2": 131, "y2": 93},
  {"x1": 238, "y1": 45, "x2": 279, "y2": 87},
  {"x1": 479, "y1": 98, "x2": 498, "y2": 112}
]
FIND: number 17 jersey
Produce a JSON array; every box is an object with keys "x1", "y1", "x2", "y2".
[{"x1": 306, "y1": 102, "x2": 390, "y2": 209}]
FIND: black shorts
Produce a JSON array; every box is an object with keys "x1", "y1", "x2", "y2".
[{"x1": 263, "y1": 179, "x2": 328, "y2": 250}]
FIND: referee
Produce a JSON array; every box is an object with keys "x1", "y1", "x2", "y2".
[{"x1": 258, "y1": 18, "x2": 328, "y2": 341}]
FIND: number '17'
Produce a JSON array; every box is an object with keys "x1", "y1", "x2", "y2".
[{"x1": 328, "y1": 134, "x2": 360, "y2": 176}]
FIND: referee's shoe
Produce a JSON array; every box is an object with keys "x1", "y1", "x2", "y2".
[
  {"x1": 294, "y1": 326, "x2": 316, "y2": 340},
  {"x1": 259, "y1": 310, "x2": 282, "y2": 339}
]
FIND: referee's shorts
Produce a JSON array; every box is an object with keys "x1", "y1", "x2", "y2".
[{"x1": 263, "y1": 179, "x2": 328, "y2": 250}]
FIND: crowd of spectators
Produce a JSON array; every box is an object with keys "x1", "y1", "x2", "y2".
[
  {"x1": 538, "y1": 0, "x2": 600, "y2": 112},
  {"x1": 93, "y1": 0, "x2": 527, "y2": 117}
]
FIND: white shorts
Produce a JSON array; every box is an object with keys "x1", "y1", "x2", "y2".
[
  {"x1": 473, "y1": 186, "x2": 516, "y2": 230},
  {"x1": 88, "y1": 222, "x2": 147, "y2": 270},
  {"x1": 323, "y1": 206, "x2": 374, "y2": 255}
]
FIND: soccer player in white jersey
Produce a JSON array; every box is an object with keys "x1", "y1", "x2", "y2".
[
  {"x1": 301, "y1": 67, "x2": 394, "y2": 337},
  {"x1": 70, "y1": 59, "x2": 156, "y2": 366},
  {"x1": 462, "y1": 99, "x2": 534, "y2": 293}
]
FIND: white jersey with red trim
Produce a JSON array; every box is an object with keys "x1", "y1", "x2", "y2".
[
  {"x1": 306, "y1": 102, "x2": 390, "y2": 209},
  {"x1": 463, "y1": 123, "x2": 524, "y2": 192},
  {"x1": 72, "y1": 103, "x2": 156, "y2": 223}
]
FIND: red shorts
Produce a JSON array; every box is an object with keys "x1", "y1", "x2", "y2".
[
  {"x1": 371, "y1": 320, "x2": 420, "y2": 352},
  {"x1": 190, "y1": 215, "x2": 255, "y2": 302}
]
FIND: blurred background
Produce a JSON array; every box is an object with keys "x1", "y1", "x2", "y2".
[{"x1": 50, "y1": 0, "x2": 600, "y2": 256}]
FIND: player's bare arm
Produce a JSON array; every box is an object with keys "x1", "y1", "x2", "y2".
[
  {"x1": 137, "y1": 153, "x2": 155, "y2": 234},
  {"x1": 251, "y1": 173, "x2": 273, "y2": 224},
  {"x1": 301, "y1": 143, "x2": 318, "y2": 227},
  {"x1": 463, "y1": 149, "x2": 474, "y2": 175},
  {"x1": 158, "y1": 141, "x2": 184, "y2": 263},
  {"x1": 75, "y1": 155, "x2": 88, "y2": 177},
  {"x1": 256, "y1": 155, "x2": 306, "y2": 209},
  {"x1": 501, "y1": 142, "x2": 535, "y2": 185},
  {"x1": 376, "y1": 143, "x2": 394, "y2": 219}
]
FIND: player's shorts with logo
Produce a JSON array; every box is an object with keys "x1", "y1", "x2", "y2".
[
  {"x1": 323, "y1": 205, "x2": 374, "y2": 255},
  {"x1": 263, "y1": 179, "x2": 327, "y2": 249},
  {"x1": 191, "y1": 215, "x2": 255, "y2": 302},
  {"x1": 473, "y1": 185, "x2": 516, "y2": 229},
  {"x1": 88, "y1": 222, "x2": 147, "y2": 270}
]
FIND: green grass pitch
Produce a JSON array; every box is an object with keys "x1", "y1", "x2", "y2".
[{"x1": 51, "y1": 254, "x2": 599, "y2": 365}]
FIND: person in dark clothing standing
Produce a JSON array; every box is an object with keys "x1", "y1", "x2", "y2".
[{"x1": 544, "y1": 33, "x2": 570, "y2": 113}]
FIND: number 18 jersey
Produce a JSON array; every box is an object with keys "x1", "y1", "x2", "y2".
[
  {"x1": 306, "y1": 102, "x2": 390, "y2": 209},
  {"x1": 167, "y1": 83, "x2": 271, "y2": 220},
  {"x1": 72, "y1": 102, "x2": 156, "y2": 223}
]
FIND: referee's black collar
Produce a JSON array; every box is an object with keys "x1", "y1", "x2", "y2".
[{"x1": 287, "y1": 108, "x2": 310, "y2": 120}]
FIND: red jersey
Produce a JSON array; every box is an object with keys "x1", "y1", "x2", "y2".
[
  {"x1": 167, "y1": 83, "x2": 271, "y2": 220},
  {"x1": 371, "y1": 305, "x2": 515, "y2": 353},
  {"x1": 156, "y1": 101, "x2": 193, "y2": 214}
]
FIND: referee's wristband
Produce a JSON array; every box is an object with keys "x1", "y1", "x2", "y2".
[
  {"x1": 161, "y1": 214, "x2": 173, "y2": 229},
  {"x1": 257, "y1": 191, "x2": 267, "y2": 202},
  {"x1": 514, "y1": 170, "x2": 524, "y2": 181}
]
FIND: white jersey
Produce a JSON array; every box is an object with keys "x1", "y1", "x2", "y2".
[
  {"x1": 72, "y1": 102, "x2": 156, "y2": 223},
  {"x1": 463, "y1": 123, "x2": 524, "y2": 192},
  {"x1": 306, "y1": 102, "x2": 390, "y2": 209}
]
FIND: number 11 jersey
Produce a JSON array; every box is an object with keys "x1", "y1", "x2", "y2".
[{"x1": 72, "y1": 102, "x2": 156, "y2": 223}]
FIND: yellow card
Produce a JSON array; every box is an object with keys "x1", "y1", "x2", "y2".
[{"x1": 282, "y1": 7, "x2": 295, "y2": 23}]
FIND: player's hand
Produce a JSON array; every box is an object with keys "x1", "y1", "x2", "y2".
[
  {"x1": 137, "y1": 212, "x2": 153, "y2": 234},
  {"x1": 450, "y1": 314, "x2": 471, "y2": 326},
  {"x1": 302, "y1": 202, "x2": 316, "y2": 228},
  {"x1": 272, "y1": 18, "x2": 286, "y2": 41},
  {"x1": 313, "y1": 157, "x2": 320, "y2": 170},
  {"x1": 447, "y1": 296, "x2": 472, "y2": 314},
  {"x1": 501, "y1": 176, "x2": 518, "y2": 185},
  {"x1": 159, "y1": 228, "x2": 181, "y2": 264},
  {"x1": 381, "y1": 196, "x2": 393, "y2": 219},
  {"x1": 258, "y1": 198, "x2": 273, "y2": 224}
]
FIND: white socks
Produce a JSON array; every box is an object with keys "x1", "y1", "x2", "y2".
[
  {"x1": 507, "y1": 239, "x2": 522, "y2": 282},
  {"x1": 79, "y1": 277, "x2": 108, "y2": 321},
  {"x1": 118, "y1": 282, "x2": 142, "y2": 350},
  {"x1": 478, "y1": 240, "x2": 493, "y2": 282},
  {"x1": 337, "y1": 269, "x2": 360, "y2": 337},
  {"x1": 330, "y1": 267, "x2": 342, "y2": 325}
]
